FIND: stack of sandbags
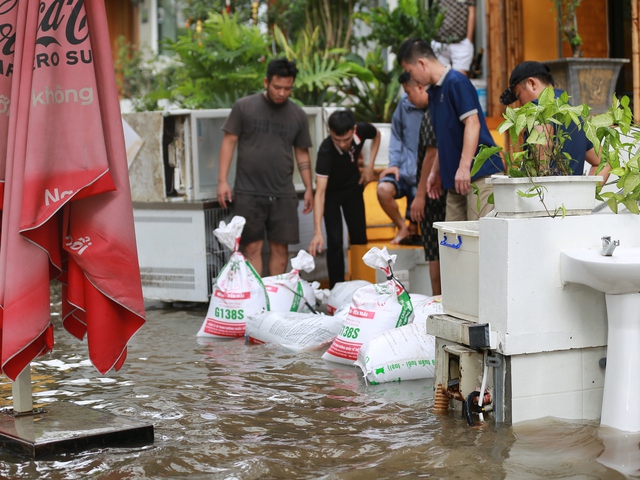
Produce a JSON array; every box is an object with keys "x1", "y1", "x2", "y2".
[
  {"x1": 197, "y1": 216, "x2": 269, "y2": 339},
  {"x1": 322, "y1": 247, "x2": 414, "y2": 365}
]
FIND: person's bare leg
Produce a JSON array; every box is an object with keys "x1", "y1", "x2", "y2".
[
  {"x1": 243, "y1": 240, "x2": 264, "y2": 276},
  {"x1": 377, "y1": 182, "x2": 409, "y2": 244},
  {"x1": 430, "y1": 259, "x2": 442, "y2": 296},
  {"x1": 268, "y1": 241, "x2": 288, "y2": 276}
]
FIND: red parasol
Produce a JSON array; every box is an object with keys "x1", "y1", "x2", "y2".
[{"x1": 0, "y1": 0, "x2": 145, "y2": 382}]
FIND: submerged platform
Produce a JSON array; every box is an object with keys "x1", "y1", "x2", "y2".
[{"x1": 0, "y1": 402, "x2": 154, "y2": 459}]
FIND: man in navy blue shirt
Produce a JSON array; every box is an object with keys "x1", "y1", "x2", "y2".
[
  {"x1": 377, "y1": 72, "x2": 428, "y2": 245},
  {"x1": 397, "y1": 38, "x2": 504, "y2": 221},
  {"x1": 500, "y1": 61, "x2": 609, "y2": 180}
]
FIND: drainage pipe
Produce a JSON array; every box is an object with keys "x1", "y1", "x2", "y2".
[{"x1": 477, "y1": 351, "x2": 489, "y2": 422}]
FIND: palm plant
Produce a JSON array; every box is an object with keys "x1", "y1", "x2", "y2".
[
  {"x1": 339, "y1": 47, "x2": 400, "y2": 123},
  {"x1": 273, "y1": 25, "x2": 369, "y2": 106}
]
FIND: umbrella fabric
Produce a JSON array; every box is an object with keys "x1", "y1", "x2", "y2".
[
  {"x1": 0, "y1": 3, "x2": 19, "y2": 210},
  {"x1": 0, "y1": 0, "x2": 146, "y2": 381}
]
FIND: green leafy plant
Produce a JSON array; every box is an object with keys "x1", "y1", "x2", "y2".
[
  {"x1": 114, "y1": 37, "x2": 180, "y2": 111},
  {"x1": 334, "y1": 0, "x2": 442, "y2": 124},
  {"x1": 338, "y1": 47, "x2": 399, "y2": 123},
  {"x1": 273, "y1": 24, "x2": 366, "y2": 106},
  {"x1": 589, "y1": 97, "x2": 640, "y2": 213},
  {"x1": 473, "y1": 87, "x2": 640, "y2": 214},
  {"x1": 183, "y1": 0, "x2": 255, "y2": 23},
  {"x1": 355, "y1": 0, "x2": 443, "y2": 53},
  {"x1": 165, "y1": 11, "x2": 270, "y2": 109}
]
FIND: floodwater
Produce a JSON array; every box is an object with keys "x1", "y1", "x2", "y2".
[{"x1": 0, "y1": 285, "x2": 634, "y2": 479}]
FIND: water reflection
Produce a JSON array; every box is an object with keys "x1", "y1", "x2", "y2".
[{"x1": 0, "y1": 288, "x2": 634, "y2": 478}]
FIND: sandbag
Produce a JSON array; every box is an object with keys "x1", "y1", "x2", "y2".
[
  {"x1": 412, "y1": 294, "x2": 444, "y2": 325},
  {"x1": 355, "y1": 322, "x2": 436, "y2": 385},
  {"x1": 263, "y1": 250, "x2": 316, "y2": 313},
  {"x1": 326, "y1": 280, "x2": 371, "y2": 315},
  {"x1": 197, "y1": 216, "x2": 269, "y2": 338},
  {"x1": 304, "y1": 281, "x2": 330, "y2": 313},
  {"x1": 245, "y1": 310, "x2": 345, "y2": 352},
  {"x1": 322, "y1": 247, "x2": 414, "y2": 365}
]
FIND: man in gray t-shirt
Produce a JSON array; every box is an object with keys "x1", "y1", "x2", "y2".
[{"x1": 217, "y1": 59, "x2": 314, "y2": 276}]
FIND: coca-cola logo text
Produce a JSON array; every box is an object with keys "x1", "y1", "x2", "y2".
[
  {"x1": 38, "y1": 0, "x2": 88, "y2": 48},
  {"x1": 0, "y1": 0, "x2": 17, "y2": 58}
]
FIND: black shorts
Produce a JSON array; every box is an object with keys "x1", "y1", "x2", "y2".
[
  {"x1": 420, "y1": 192, "x2": 447, "y2": 261},
  {"x1": 232, "y1": 192, "x2": 299, "y2": 245}
]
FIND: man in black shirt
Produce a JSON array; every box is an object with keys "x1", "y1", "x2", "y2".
[{"x1": 308, "y1": 110, "x2": 381, "y2": 288}]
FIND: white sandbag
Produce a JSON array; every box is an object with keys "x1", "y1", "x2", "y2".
[
  {"x1": 305, "y1": 281, "x2": 329, "y2": 310},
  {"x1": 262, "y1": 250, "x2": 317, "y2": 313},
  {"x1": 197, "y1": 216, "x2": 270, "y2": 338},
  {"x1": 355, "y1": 322, "x2": 436, "y2": 385},
  {"x1": 412, "y1": 294, "x2": 444, "y2": 325},
  {"x1": 409, "y1": 293, "x2": 431, "y2": 304},
  {"x1": 326, "y1": 280, "x2": 371, "y2": 315},
  {"x1": 322, "y1": 247, "x2": 414, "y2": 365},
  {"x1": 245, "y1": 311, "x2": 344, "y2": 351}
]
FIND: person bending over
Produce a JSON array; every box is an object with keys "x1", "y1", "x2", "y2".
[{"x1": 309, "y1": 110, "x2": 381, "y2": 288}]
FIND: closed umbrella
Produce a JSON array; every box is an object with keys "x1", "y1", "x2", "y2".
[{"x1": 0, "y1": 0, "x2": 145, "y2": 392}]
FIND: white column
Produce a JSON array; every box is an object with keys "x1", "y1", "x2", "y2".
[
  {"x1": 601, "y1": 292, "x2": 640, "y2": 432},
  {"x1": 12, "y1": 367, "x2": 33, "y2": 414}
]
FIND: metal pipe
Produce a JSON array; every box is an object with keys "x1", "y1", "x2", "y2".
[{"x1": 478, "y1": 351, "x2": 489, "y2": 422}]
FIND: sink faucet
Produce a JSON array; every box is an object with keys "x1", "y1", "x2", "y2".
[{"x1": 601, "y1": 236, "x2": 620, "y2": 256}]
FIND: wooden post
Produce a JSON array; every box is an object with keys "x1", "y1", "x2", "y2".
[
  {"x1": 486, "y1": 0, "x2": 505, "y2": 118},
  {"x1": 485, "y1": 0, "x2": 523, "y2": 118},
  {"x1": 12, "y1": 367, "x2": 33, "y2": 414},
  {"x1": 632, "y1": 0, "x2": 640, "y2": 120}
]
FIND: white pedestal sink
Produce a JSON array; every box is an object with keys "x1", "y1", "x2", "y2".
[
  {"x1": 597, "y1": 428, "x2": 640, "y2": 475},
  {"x1": 561, "y1": 247, "x2": 640, "y2": 432}
]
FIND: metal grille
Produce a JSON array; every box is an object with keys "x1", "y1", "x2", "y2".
[
  {"x1": 134, "y1": 216, "x2": 193, "y2": 224},
  {"x1": 204, "y1": 206, "x2": 231, "y2": 296},
  {"x1": 140, "y1": 267, "x2": 196, "y2": 290}
]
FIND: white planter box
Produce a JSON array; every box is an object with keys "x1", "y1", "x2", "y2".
[
  {"x1": 487, "y1": 175, "x2": 602, "y2": 218},
  {"x1": 433, "y1": 221, "x2": 480, "y2": 322}
]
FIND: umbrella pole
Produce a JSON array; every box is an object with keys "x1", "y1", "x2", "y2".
[{"x1": 11, "y1": 367, "x2": 33, "y2": 414}]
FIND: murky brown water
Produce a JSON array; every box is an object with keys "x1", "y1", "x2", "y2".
[{"x1": 0, "y1": 285, "x2": 632, "y2": 479}]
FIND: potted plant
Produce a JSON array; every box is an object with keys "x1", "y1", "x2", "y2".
[
  {"x1": 544, "y1": 0, "x2": 629, "y2": 114},
  {"x1": 472, "y1": 86, "x2": 640, "y2": 217}
]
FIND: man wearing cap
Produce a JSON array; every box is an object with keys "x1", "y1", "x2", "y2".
[
  {"x1": 500, "y1": 61, "x2": 607, "y2": 178},
  {"x1": 396, "y1": 38, "x2": 504, "y2": 222}
]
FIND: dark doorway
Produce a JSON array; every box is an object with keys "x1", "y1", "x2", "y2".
[{"x1": 608, "y1": 0, "x2": 633, "y2": 105}]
